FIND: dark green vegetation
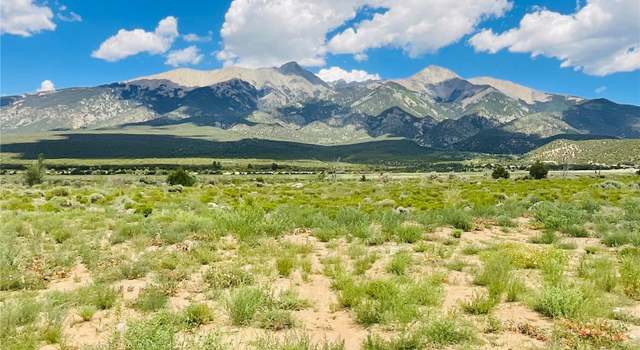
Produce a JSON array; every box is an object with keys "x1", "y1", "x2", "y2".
[
  {"x1": 529, "y1": 161, "x2": 549, "y2": 179},
  {"x1": 23, "y1": 153, "x2": 46, "y2": 186},
  {"x1": 491, "y1": 165, "x2": 510, "y2": 179},
  {"x1": 1, "y1": 172, "x2": 639, "y2": 349},
  {"x1": 167, "y1": 167, "x2": 196, "y2": 187}
]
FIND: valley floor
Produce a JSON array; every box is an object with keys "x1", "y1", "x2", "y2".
[{"x1": 1, "y1": 173, "x2": 640, "y2": 349}]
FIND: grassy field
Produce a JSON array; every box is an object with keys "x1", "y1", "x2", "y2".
[{"x1": 1, "y1": 171, "x2": 640, "y2": 349}]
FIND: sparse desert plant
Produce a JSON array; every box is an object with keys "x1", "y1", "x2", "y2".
[
  {"x1": 386, "y1": 251, "x2": 412, "y2": 275},
  {"x1": 78, "y1": 305, "x2": 96, "y2": 321},
  {"x1": 275, "y1": 255, "x2": 296, "y2": 277},
  {"x1": 227, "y1": 287, "x2": 269, "y2": 326},
  {"x1": 462, "y1": 292, "x2": 497, "y2": 315},
  {"x1": 257, "y1": 308, "x2": 295, "y2": 330},
  {"x1": 440, "y1": 208, "x2": 473, "y2": 231},
  {"x1": 182, "y1": 303, "x2": 212, "y2": 328},
  {"x1": 132, "y1": 286, "x2": 168, "y2": 312},
  {"x1": 578, "y1": 256, "x2": 617, "y2": 292},
  {"x1": 120, "y1": 311, "x2": 177, "y2": 350},
  {"x1": 78, "y1": 284, "x2": 118, "y2": 310},
  {"x1": 620, "y1": 255, "x2": 640, "y2": 299},
  {"x1": 205, "y1": 265, "x2": 254, "y2": 289},
  {"x1": 533, "y1": 285, "x2": 585, "y2": 319}
]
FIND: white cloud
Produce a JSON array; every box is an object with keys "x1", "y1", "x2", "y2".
[
  {"x1": 216, "y1": 0, "x2": 510, "y2": 67},
  {"x1": 594, "y1": 86, "x2": 607, "y2": 94},
  {"x1": 92, "y1": 16, "x2": 179, "y2": 62},
  {"x1": 37, "y1": 80, "x2": 55, "y2": 92},
  {"x1": 328, "y1": 0, "x2": 511, "y2": 58},
  {"x1": 183, "y1": 31, "x2": 212, "y2": 42},
  {"x1": 57, "y1": 11, "x2": 81, "y2": 23},
  {"x1": 317, "y1": 66, "x2": 380, "y2": 82},
  {"x1": 469, "y1": 0, "x2": 640, "y2": 76},
  {"x1": 216, "y1": 0, "x2": 365, "y2": 67},
  {"x1": 0, "y1": 0, "x2": 56, "y2": 36},
  {"x1": 165, "y1": 46, "x2": 203, "y2": 67}
]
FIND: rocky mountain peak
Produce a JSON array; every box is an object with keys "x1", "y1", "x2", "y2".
[
  {"x1": 278, "y1": 61, "x2": 328, "y2": 87},
  {"x1": 411, "y1": 65, "x2": 460, "y2": 85}
]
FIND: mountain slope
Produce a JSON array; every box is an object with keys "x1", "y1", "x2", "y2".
[{"x1": 1, "y1": 63, "x2": 638, "y2": 156}]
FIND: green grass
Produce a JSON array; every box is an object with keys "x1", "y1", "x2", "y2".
[
  {"x1": 385, "y1": 251, "x2": 412, "y2": 275},
  {"x1": 1, "y1": 173, "x2": 639, "y2": 349},
  {"x1": 226, "y1": 287, "x2": 270, "y2": 326}
]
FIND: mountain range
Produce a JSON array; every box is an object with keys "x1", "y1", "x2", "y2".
[{"x1": 2, "y1": 62, "x2": 639, "y2": 155}]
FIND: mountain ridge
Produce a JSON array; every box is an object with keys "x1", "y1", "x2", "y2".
[{"x1": 2, "y1": 62, "x2": 638, "y2": 155}]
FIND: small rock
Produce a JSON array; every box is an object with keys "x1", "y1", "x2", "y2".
[{"x1": 291, "y1": 182, "x2": 304, "y2": 189}]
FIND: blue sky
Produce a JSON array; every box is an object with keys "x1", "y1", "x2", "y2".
[{"x1": 1, "y1": 0, "x2": 639, "y2": 105}]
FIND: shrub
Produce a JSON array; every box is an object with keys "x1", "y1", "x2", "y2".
[
  {"x1": 440, "y1": 208, "x2": 473, "y2": 231},
  {"x1": 227, "y1": 287, "x2": 269, "y2": 326},
  {"x1": 491, "y1": 165, "x2": 510, "y2": 179},
  {"x1": 419, "y1": 316, "x2": 475, "y2": 346},
  {"x1": 257, "y1": 308, "x2": 295, "y2": 330},
  {"x1": 534, "y1": 286, "x2": 585, "y2": 319},
  {"x1": 275, "y1": 255, "x2": 295, "y2": 277},
  {"x1": 182, "y1": 303, "x2": 212, "y2": 328},
  {"x1": 132, "y1": 286, "x2": 168, "y2": 312},
  {"x1": 620, "y1": 255, "x2": 640, "y2": 299},
  {"x1": 78, "y1": 284, "x2": 118, "y2": 310},
  {"x1": 23, "y1": 154, "x2": 46, "y2": 186},
  {"x1": 386, "y1": 251, "x2": 412, "y2": 275},
  {"x1": 578, "y1": 256, "x2": 617, "y2": 292},
  {"x1": 167, "y1": 167, "x2": 196, "y2": 187},
  {"x1": 121, "y1": 312, "x2": 176, "y2": 350},
  {"x1": 462, "y1": 292, "x2": 497, "y2": 315},
  {"x1": 205, "y1": 266, "x2": 254, "y2": 289},
  {"x1": 529, "y1": 161, "x2": 548, "y2": 179},
  {"x1": 78, "y1": 305, "x2": 96, "y2": 321}
]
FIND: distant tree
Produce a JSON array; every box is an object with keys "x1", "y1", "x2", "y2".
[
  {"x1": 636, "y1": 169, "x2": 640, "y2": 176},
  {"x1": 24, "y1": 154, "x2": 46, "y2": 186},
  {"x1": 271, "y1": 162, "x2": 279, "y2": 171},
  {"x1": 360, "y1": 174, "x2": 367, "y2": 182},
  {"x1": 529, "y1": 161, "x2": 548, "y2": 179},
  {"x1": 491, "y1": 165, "x2": 510, "y2": 179},
  {"x1": 211, "y1": 161, "x2": 223, "y2": 171},
  {"x1": 247, "y1": 163, "x2": 254, "y2": 170},
  {"x1": 167, "y1": 167, "x2": 196, "y2": 186}
]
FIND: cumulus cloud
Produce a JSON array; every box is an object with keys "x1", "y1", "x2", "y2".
[
  {"x1": 328, "y1": 0, "x2": 511, "y2": 58},
  {"x1": 92, "y1": 16, "x2": 179, "y2": 62},
  {"x1": 216, "y1": 0, "x2": 365, "y2": 67},
  {"x1": 1, "y1": 0, "x2": 56, "y2": 36},
  {"x1": 469, "y1": 0, "x2": 640, "y2": 76},
  {"x1": 317, "y1": 66, "x2": 380, "y2": 82},
  {"x1": 165, "y1": 46, "x2": 203, "y2": 67},
  {"x1": 216, "y1": 0, "x2": 510, "y2": 67},
  {"x1": 37, "y1": 80, "x2": 55, "y2": 92}
]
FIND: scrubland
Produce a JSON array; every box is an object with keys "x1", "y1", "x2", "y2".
[{"x1": 1, "y1": 172, "x2": 640, "y2": 349}]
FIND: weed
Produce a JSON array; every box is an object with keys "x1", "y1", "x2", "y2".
[
  {"x1": 386, "y1": 251, "x2": 412, "y2": 275},
  {"x1": 227, "y1": 287, "x2": 269, "y2": 326},
  {"x1": 182, "y1": 303, "x2": 212, "y2": 328}
]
